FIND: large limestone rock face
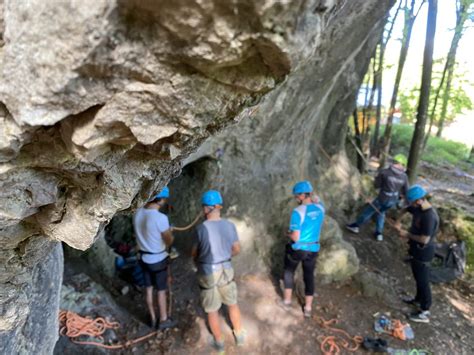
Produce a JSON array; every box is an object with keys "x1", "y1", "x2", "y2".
[
  {"x1": 181, "y1": 0, "x2": 388, "y2": 277},
  {"x1": 0, "y1": 0, "x2": 392, "y2": 353}
]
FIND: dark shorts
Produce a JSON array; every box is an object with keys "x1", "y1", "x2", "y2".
[{"x1": 140, "y1": 258, "x2": 169, "y2": 290}]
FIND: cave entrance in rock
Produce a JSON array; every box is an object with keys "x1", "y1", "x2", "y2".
[{"x1": 58, "y1": 157, "x2": 221, "y2": 352}]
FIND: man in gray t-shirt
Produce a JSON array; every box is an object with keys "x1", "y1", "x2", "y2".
[
  {"x1": 194, "y1": 219, "x2": 238, "y2": 275},
  {"x1": 191, "y1": 190, "x2": 245, "y2": 352}
]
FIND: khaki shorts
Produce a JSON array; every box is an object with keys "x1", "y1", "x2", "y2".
[{"x1": 198, "y1": 267, "x2": 237, "y2": 313}]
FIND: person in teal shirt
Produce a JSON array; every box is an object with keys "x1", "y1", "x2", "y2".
[{"x1": 282, "y1": 181, "x2": 325, "y2": 318}]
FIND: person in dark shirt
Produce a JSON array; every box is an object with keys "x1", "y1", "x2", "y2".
[
  {"x1": 395, "y1": 185, "x2": 439, "y2": 323},
  {"x1": 346, "y1": 154, "x2": 409, "y2": 241}
]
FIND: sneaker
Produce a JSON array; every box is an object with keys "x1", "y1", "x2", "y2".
[
  {"x1": 375, "y1": 233, "x2": 383, "y2": 241},
  {"x1": 233, "y1": 329, "x2": 247, "y2": 346},
  {"x1": 303, "y1": 308, "x2": 312, "y2": 318},
  {"x1": 278, "y1": 299, "x2": 292, "y2": 311},
  {"x1": 409, "y1": 310, "x2": 430, "y2": 323},
  {"x1": 158, "y1": 317, "x2": 178, "y2": 330},
  {"x1": 168, "y1": 247, "x2": 180, "y2": 260},
  {"x1": 402, "y1": 297, "x2": 421, "y2": 308},
  {"x1": 345, "y1": 223, "x2": 360, "y2": 234}
]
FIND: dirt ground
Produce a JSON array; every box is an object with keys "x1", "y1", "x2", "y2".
[{"x1": 57, "y1": 162, "x2": 474, "y2": 354}]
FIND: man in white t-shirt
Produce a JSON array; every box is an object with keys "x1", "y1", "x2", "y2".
[{"x1": 134, "y1": 186, "x2": 177, "y2": 330}]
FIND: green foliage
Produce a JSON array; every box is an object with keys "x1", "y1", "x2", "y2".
[
  {"x1": 386, "y1": 124, "x2": 470, "y2": 165},
  {"x1": 399, "y1": 87, "x2": 419, "y2": 122},
  {"x1": 399, "y1": 62, "x2": 473, "y2": 126}
]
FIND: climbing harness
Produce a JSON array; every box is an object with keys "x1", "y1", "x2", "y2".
[
  {"x1": 59, "y1": 310, "x2": 158, "y2": 350},
  {"x1": 138, "y1": 249, "x2": 166, "y2": 257},
  {"x1": 314, "y1": 315, "x2": 363, "y2": 354},
  {"x1": 197, "y1": 260, "x2": 234, "y2": 290}
]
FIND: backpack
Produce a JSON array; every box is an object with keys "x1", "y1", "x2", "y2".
[{"x1": 430, "y1": 241, "x2": 466, "y2": 283}]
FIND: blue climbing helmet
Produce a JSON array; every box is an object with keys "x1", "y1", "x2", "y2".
[
  {"x1": 154, "y1": 186, "x2": 170, "y2": 199},
  {"x1": 406, "y1": 185, "x2": 427, "y2": 203},
  {"x1": 201, "y1": 190, "x2": 223, "y2": 206},
  {"x1": 292, "y1": 180, "x2": 313, "y2": 195}
]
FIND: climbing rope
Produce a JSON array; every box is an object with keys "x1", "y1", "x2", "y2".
[
  {"x1": 314, "y1": 316, "x2": 363, "y2": 355},
  {"x1": 171, "y1": 212, "x2": 203, "y2": 232},
  {"x1": 59, "y1": 310, "x2": 158, "y2": 350}
]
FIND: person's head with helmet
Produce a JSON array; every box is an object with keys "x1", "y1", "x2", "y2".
[
  {"x1": 292, "y1": 180, "x2": 314, "y2": 205},
  {"x1": 392, "y1": 153, "x2": 408, "y2": 170},
  {"x1": 406, "y1": 184, "x2": 428, "y2": 207},
  {"x1": 201, "y1": 190, "x2": 223, "y2": 219},
  {"x1": 146, "y1": 186, "x2": 170, "y2": 209}
]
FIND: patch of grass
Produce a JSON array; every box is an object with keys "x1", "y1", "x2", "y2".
[{"x1": 386, "y1": 124, "x2": 470, "y2": 166}]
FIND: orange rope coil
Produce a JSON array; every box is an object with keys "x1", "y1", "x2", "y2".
[
  {"x1": 59, "y1": 310, "x2": 157, "y2": 350},
  {"x1": 314, "y1": 316, "x2": 363, "y2": 355}
]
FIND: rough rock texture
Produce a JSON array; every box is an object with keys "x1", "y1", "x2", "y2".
[
  {"x1": 0, "y1": 242, "x2": 63, "y2": 354},
  {"x1": 0, "y1": 0, "x2": 392, "y2": 353}
]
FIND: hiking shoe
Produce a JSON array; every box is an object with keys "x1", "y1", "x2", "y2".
[
  {"x1": 409, "y1": 310, "x2": 430, "y2": 323},
  {"x1": 375, "y1": 233, "x2": 383, "y2": 241},
  {"x1": 362, "y1": 337, "x2": 388, "y2": 352},
  {"x1": 402, "y1": 297, "x2": 421, "y2": 308},
  {"x1": 345, "y1": 223, "x2": 360, "y2": 234},
  {"x1": 233, "y1": 329, "x2": 247, "y2": 346},
  {"x1": 210, "y1": 337, "x2": 225, "y2": 352},
  {"x1": 303, "y1": 308, "x2": 312, "y2": 318},
  {"x1": 149, "y1": 317, "x2": 157, "y2": 329},
  {"x1": 158, "y1": 317, "x2": 178, "y2": 330}
]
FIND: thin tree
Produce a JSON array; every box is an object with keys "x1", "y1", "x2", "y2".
[
  {"x1": 435, "y1": 0, "x2": 473, "y2": 138},
  {"x1": 407, "y1": 0, "x2": 438, "y2": 183},
  {"x1": 379, "y1": 0, "x2": 426, "y2": 167},
  {"x1": 363, "y1": 54, "x2": 378, "y2": 157},
  {"x1": 361, "y1": 62, "x2": 373, "y2": 140},
  {"x1": 353, "y1": 108, "x2": 365, "y2": 172},
  {"x1": 371, "y1": 0, "x2": 403, "y2": 156}
]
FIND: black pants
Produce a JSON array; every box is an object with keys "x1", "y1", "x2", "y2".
[
  {"x1": 411, "y1": 258, "x2": 432, "y2": 311},
  {"x1": 283, "y1": 247, "x2": 318, "y2": 296}
]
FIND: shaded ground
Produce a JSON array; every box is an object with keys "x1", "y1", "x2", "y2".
[{"x1": 57, "y1": 162, "x2": 474, "y2": 354}]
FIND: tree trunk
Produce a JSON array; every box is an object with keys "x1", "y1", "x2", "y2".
[
  {"x1": 407, "y1": 0, "x2": 437, "y2": 183},
  {"x1": 380, "y1": 0, "x2": 421, "y2": 166},
  {"x1": 371, "y1": 36, "x2": 384, "y2": 156},
  {"x1": 364, "y1": 54, "x2": 378, "y2": 157},
  {"x1": 353, "y1": 108, "x2": 365, "y2": 172},
  {"x1": 361, "y1": 62, "x2": 373, "y2": 137}
]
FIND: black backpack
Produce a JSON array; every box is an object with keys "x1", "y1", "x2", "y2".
[{"x1": 430, "y1": 241, "x2": 466, "y2": 283}]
